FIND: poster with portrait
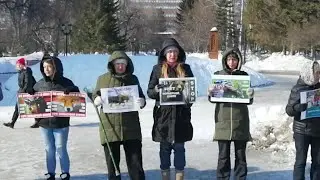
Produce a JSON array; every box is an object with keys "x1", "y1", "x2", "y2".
[
  {"x1": 51, "y1": 91, "x2": 86, "y2": 117},
  {"x1": 300, "y1": 88, "x2": 320, "y2": 120},
  {"x1": 209, "y1": 75, "x2": 251, "y2": 103},
  {"x1": 159, "y1": 77, "x2": 197, "y2": 105},
  {"x1": 100, "y1": 85, "x2": 139, "y2": 113},
  {"x1": 18, "y1": 92, "x2": 52, "y2": 118}
]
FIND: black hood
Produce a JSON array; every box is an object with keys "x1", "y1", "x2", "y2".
[
  {"x1": 158, "y1": 38, "x2": 186, "y2": 64},
  {"x1": 40, "y1": 56, "x2": 64, "y2": 82}
]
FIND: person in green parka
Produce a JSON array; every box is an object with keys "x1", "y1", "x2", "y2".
[
  {"x1": 208, "y1": 48, "x2": 254, "y2": 180},
  {"x1": 92, "y1": 51, "x2": 146, "y2": 180}
]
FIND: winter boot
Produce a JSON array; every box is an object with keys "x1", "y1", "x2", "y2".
[
  {"x1": 44, "y1": 173, "x2": 55, "y2": 180},
  {"x1": 161, "y1": 169, "x2": 170, "y2": 180},
  {"x1": 3, "y1": 122, "x2": 14, "y2": 129},
  {"x1": 175, "y1": 170, "x2": 184, "y2": 180},
  {"x1": 60, "y1": 173, "x2": 70, "y2": 180},
  {"x1": 30, "y1": 122, "x2": 39, "y2": 128}
]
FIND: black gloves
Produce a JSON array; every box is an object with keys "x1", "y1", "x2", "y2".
[
  {"x1": 27, "y1": 89, "x2": 35, "y2": 95},
  {"x1": 294, "y1": 103, "x2": 308, "y2": 112},
  {"x1": 300, "y1": 103, "x2": 308, "y2": 112},
  {"x1": 64, "y1": 86, "x2": 79, "y2": 95},
  {"x1": 96, "y1": 90, "x2": 101, "y2": 96},
  {"x1": 64, "y1": 88, "x2": 71, "y2": 95}
]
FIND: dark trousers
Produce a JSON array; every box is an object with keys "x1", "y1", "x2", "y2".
[
  {"x1": 293, "y1": 133, "x2": 320, "y2": 180},
  {"x1": 11, "y1": 103, "x2": 19, "y2": 124},
  {"x1": 217, "y1": 140, "x2": 247, "y2": 180},
  {"x1": 103, "y1": 139, "x2": 145, "y2": 180}
]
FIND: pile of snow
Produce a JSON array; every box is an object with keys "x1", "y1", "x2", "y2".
[
  {"x1": 249, "y1": 105, "x2": 294, "y2": 157},
  {"x1": 245, "y1": 52, "x2": 312, "y2": 72},
  {"x1": 0, "y1": 54, "x2": 272, "y2": 106}
]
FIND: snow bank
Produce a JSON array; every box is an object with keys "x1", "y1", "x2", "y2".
[
  {"x1": 249, "y1": 105, "x2": 295, "y2": 160},
  {"x1": 245, "y1": 52, "x2": 312, "y2": 72},
  {"x1": 0, "y1": 54, "x2": 272, "y2": 106}
]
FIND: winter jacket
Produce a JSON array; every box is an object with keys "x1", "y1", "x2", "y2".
[
  {"x1": 147, "y1": 38, "x2": 194, "y2": 143},
  {"x1": 18, "y1": 67, "x2": 36, "y2": 93},
  {"x1": 33, "y1": 57, "x2": 79, "y2": 129},
  {"x1": 0, "y1": 82, "x2": 3, "y2": 101},
  {"x1": 286, "y1": 61, "x2": 320, "y2": 137},
  {"x1": 92, "y1": 51, "x2": 146, "y2": 145},
  {"x1": 209, "y1": 48, "x2": 252, "y2": 141}
]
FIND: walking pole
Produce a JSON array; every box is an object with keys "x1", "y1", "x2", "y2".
[{"x1": 84, "y1": 88, "x2": 120, "y2": 176}]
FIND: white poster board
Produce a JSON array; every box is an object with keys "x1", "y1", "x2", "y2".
[{"x1": 100, "y1": 85, "x2": 139, "y2": 113}]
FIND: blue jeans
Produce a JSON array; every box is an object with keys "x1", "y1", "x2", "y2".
[
  {"x1": 40, "y1": 127, "x2": 70, "y2": 174},
  {"x1": 160, "y1": 142, "x2": 185, "y2": 171}
]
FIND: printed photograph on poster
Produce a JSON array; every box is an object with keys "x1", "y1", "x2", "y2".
[
  {"x1": 18, "y1": 92, "x2": 52, "y2": 118},
  {"x1": 159, "y1": 77, "x2": 197, "y2": 105},
  {"x1": 300, "y1": 88, "x2": 320, "y2": 120},
  {"x1": 209, "y1": 75, "x2": 251, "y2": 103},
  {"x1": 100, "y1": 85, "x2": 139, "y2": 113},
  {"x1": 51, "y1": 91, "x2": 86, "y2": 117}
]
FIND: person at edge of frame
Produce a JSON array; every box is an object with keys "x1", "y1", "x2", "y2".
[{"x1": 286, "y1": 60, "x2": 320, "y2": 180}]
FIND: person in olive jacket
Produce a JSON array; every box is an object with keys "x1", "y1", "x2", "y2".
[
  {"x1": 286, "y1": 60, "x2": 320, "y2": 180},
  {"x1": 208, "y1": 48, "x2": 254, "y2": 180},
  {"x1": 147, "y1": 38, "x2": 194, "y2": 180},
  {"x1": 92, "y1": 51, "x2": 146, "y2": 180},
  {"x1": 33, "y1": 56, "x2": 79, "y2": 180}
]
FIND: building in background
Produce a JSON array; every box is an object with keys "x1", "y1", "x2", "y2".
[{"x1": 121, "y1": 0, "x2": 182, "y2": 32}]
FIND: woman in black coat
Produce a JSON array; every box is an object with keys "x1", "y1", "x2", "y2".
[{"x1": 147, "y1": 38, "x2": 194, "y2": 180}]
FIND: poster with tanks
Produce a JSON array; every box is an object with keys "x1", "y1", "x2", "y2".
[
  {"x1": 100, "y1": 85, "x2": 139, "y2": 113},
  {"x1": 18, "y1": 92, "x2": 52, "y2": 118},
  {"x1": 159, "y1": 77, "x2": 197, "y2": 105},
  {"x1": 209, "y1": 75, "x2": 251, "y2": 103},
  {"x1": 51, "y1": 91, "x2": 86, "y2": 117}
]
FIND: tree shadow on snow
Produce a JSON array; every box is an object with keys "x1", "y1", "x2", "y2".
[{"x1": 69, "y1": 166, "x2": 261, "y2": 180}]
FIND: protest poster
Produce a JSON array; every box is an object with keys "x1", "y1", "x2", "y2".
[
  {"x1": 159, "y1": 77, "x2": 197, "y2": 105},
  {"x1": 209, "y1": 75, "x2": 251, "y2": 103},
  {"x1": 18, "y1": 91, "x2": 86, "y2": 118},
  {"x1": 18, "y1": 92, "x2": 52, "y2": 118},
  {"x1": 51, "y1": 91, "x2": 86, "y2": 117},
  {"x1": 300, "y1": 88, "x2": 320, "y2": 120},
  {"x1": 100, "y1": 85, "x2": 139, "y2": 113}
]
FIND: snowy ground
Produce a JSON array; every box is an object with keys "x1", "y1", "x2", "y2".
[
  {"x1": 0, "y1": 52, "x2": 310, "y2": 179},
  {"x1": 0, "y1": 97, "x2": 297, "y2": 180}
]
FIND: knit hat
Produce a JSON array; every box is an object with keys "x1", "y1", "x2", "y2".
[
  {"x1": 113, "y1": 58, "x2": 127, "y2": 65},
  {"x1": 164, "y1": 46, "x2": 179, "y2": 55},
  {"x1": 16, "y1": 57, "x2": 26, "y2": 66}
]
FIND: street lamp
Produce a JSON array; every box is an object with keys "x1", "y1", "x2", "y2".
[{"x1": 61, "y1": 23, "x2": 72, "y2": 56}]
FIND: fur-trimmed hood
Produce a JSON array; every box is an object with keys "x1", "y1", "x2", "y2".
[
  {"x1": 300, "y1": 61, "x2": 319, "y2": 86},
  {"x1": 221, "y1": 48, "x2": 243, "y2": 72}
]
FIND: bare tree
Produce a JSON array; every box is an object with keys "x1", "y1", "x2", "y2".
[{"x1": 178, "y1": 0, "x2": 217, "y2": 52}]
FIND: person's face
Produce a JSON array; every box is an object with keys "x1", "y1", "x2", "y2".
[
  {"x1": 165, "y1": 49, "x2": 179, "y2": 63},
  {"x1": 114, "y1": 63, "x2": 127, "y2": 74},
  {"x1": 15, "y1": 63, "x2": 23, "y2": 71},
  {"x1": 43, "y1": 62, "x2": 55, "y2": 78},
  {"x1": 313, "y1": 63, "x2": 320, "y2": 82},
  {"x1": 226, "y1": 56, "x2": 239, "y2": 71}
]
